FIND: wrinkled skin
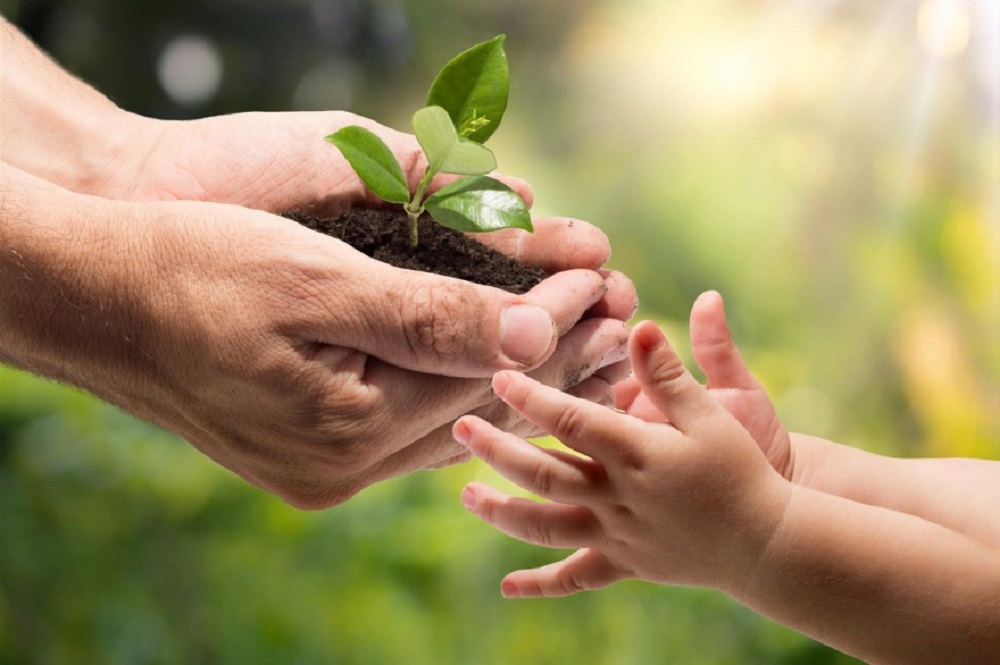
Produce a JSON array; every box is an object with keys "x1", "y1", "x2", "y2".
[{"x1": 1, "y1": 111, "x2": 637, "y2": 509}]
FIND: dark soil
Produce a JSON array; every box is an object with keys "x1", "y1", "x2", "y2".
[{"x1": 285, "y1": 207, "x2": 547, "y2": 294}]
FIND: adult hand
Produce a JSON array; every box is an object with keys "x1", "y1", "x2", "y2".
[
  {"x1": 1, "y1": 166, "x2": 630, "y2": 508},
  {"x1": 117, "y1": 111, "x2": 638, "y2": 321},
  {"x1": 3, "y1": 18, "x2": 635, "y2": 319}
]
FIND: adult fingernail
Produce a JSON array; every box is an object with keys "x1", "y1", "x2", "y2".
[{"x1": 501, "y1": 305, "x2": 555, "y2": 366}]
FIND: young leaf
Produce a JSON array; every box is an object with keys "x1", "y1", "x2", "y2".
[
  {"x1": 325, "y1": 126, "x2": 410, "y2": 204},
  {"x1": 413, "y1": 106, "x2": 496, "y2": 176},
  {"x1": 425, "y1": 35, "x2": 509, "y2": 144},
  {"x1": 424, "y1": 176, "x2": 533, "y2": 233}
]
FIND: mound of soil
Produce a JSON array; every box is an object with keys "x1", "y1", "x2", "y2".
[{"x1": 285, "y1": 207, "x2": 546, "y2": 294}]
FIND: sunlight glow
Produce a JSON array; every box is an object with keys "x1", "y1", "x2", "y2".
[{"x1": 917, "y1": 0, "x2": 972, "y2": 58}]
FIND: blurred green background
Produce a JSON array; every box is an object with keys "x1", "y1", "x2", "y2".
[{"x1": 1, "y1": 0, "x2": 997, "y2": 663}]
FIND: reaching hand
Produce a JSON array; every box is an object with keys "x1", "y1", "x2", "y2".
[
  {"x1": 453, "y1": 320, "x2": 789, "y2": 597},
  {"x1": 614, "y1": 291, "x2": 792, "y2": 478}
]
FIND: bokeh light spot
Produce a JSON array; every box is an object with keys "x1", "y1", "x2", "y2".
[{"x1": 156, "y1": 34, "x2": 224, "y2": 106}]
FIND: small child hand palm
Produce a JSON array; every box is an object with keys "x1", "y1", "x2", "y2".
[{"x1": 452, "y1": 306, "x2": 791, "y2": 598}]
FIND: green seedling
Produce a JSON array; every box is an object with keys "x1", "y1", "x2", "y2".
[{"x1": 325, "y1": 35, "x2": 532, "y2": 247}]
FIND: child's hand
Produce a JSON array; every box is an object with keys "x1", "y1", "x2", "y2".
[
  {"x1": 452, "y1": 320, "x2": 791, "y2": 598},
  {"x1": 615, "y1": 292, "x2": 793, "y2": 478}
]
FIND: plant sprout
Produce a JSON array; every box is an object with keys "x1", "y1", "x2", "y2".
[{"x1": 325, "y1": 35, "x2": 532, "y2": 247}]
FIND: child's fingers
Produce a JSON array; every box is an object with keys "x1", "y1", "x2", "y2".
[
  {"x1": 629, "y1": 320, "x2": 720, "y2": 433},
  {"x1": 461, "y1": 482, "x2": 602, "y2": 549},
  {"x1": 500, "y1": 548, "x2": 623, "y2": 598},
  {"x1": 491, "y1": 371, "x2": 644, "y2": 467},
  {"x1": 454, "y1": 416, "x2": 603, "y2": 503},
  {"x1": 690, "y1": 291, "x2": 760, "y2": 390},
  {"x1": 613, "y1": 376, "x2": 643, "y2": 411},
  {"x1": 614, "y1": 377, "x2": 668, "y2": 422},
  {"x1": 566, "y1": 375, "x2": 616, "y2": 410}
]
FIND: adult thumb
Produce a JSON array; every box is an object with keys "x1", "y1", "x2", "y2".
[{"x1": 338, "y1": 263, "x2": 558, "y2": 378}]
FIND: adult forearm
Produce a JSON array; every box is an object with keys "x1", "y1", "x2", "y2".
[
  {"x1": 738, "y1": 484, "x2": 1000, "y2": 665},
  {"x1": 0, "y1": 164, "x2": 154, "y2": 393},
  {"x1": 791, "y1": 433, "x2": 1000, "y2": 547},
  {"x1": 0, "y1": 17, "x2": 157, "y2": 198}
]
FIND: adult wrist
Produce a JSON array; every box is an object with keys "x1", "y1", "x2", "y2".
[
  {"x1": 3, "y1": 99, "x2": 161, "y2": 200},
  {"x1": 0, "y1": 167, "x2": 138, "y2": 382},
  {"x1": 0, "y1": 23, "x2": 164, "y2": 201}
]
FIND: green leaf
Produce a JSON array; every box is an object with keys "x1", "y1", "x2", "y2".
[
  {"x1": 325, "y1": 126, "x2": 410, "y2": 204},
  {"x1": 424, "y1": 176, "x2": 533, "y2": 234},
  {"x1": 425, "y1": 35, "x2": 509, "y2": 144},
  {"x1": 412, "y1": 106, "x2": 496, "y2": 177}
]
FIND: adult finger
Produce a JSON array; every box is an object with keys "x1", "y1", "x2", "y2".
[
  {"x1": 527, "y1": 317, "x2": 630, "y2": 389},
  {"x1": 473, "y1": 374, "x2": 619, "y2": 441},
  {"x1": 629, "y1": 320, "x2": 719, "y2": 433},
  {"x1": 460, "y1": 482, "x2": 601, "y2": 549},
  {"x1": 491, "y1": 371, "x2": 644, "y2": 466},
  {"x1": 454, "y1": 417, "x2": 603, "y2": 504},
  {"x1": 523, "y1": 270, "x2": 608, "y2": 337},
  {"x1": 352, "y1": 321, "x2": 628, "y2": 482},
  {"x1": 360, "y1": 358, "x2": 493, "y2": 442},
  {"x1": 586, "y1": 270, "x2": 639, "y2": 322},
  {"x1": 501, "y1": 548, "x2": 622, "y2": 598},
  {"x1": 690, "y1": 291, "x2": 760, "y2": 390},
  {"x1": 474, "y1": 217, "x2": 611, "y2": 273},
  {"x1": 592, "y1": 358, "x2": 632, "y2": 386},
  {"x1": 352, "y1": 265, "x2": 609, "y2": 377},
  {"x1": 297, "y1": 257, "x2": 555, "y2": 377}
]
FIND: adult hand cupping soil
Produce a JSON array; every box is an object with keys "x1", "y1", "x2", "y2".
[
  {"x1": 1, "y1": 166, "x2": 631, "y2": 508},
  {"x1": 2, "y1": 18, "x2": 636, "y2": 507},
  {"x1": 117, "y1": 110, "x2": 636, "y2": 320}
]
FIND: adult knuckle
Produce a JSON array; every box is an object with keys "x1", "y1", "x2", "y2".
[{"x1": 400, "y1": 281, "x2": 478, "y2": 361}]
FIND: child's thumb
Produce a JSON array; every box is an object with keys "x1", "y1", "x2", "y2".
[
  {"x1": 690, "y1": 291, "x2": 759, "y2": 390},
  {"x1": 630, "y1": 320, "x2": 720, "y2": 433}
]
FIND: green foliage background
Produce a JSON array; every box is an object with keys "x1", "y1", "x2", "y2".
[{"x1": 1, "y1": 0, "x2": 997, "y2": 663}]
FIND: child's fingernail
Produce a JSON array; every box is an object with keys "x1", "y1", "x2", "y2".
[
  {"x1": 634, "y1": 321, "x2": 665, "y2": 352},
  {"x1": 501, "y1": 580, "x2": 520, "y2": 598},
  {"x1": 460, "y1": 486, "x2": 477, "y2": 512},
  {"x1": 453, "y1": 419, "x2": 472, "y2": 446},
  {"x1": 492, "y1": 370, "x2": 513, "y2": 395}
]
